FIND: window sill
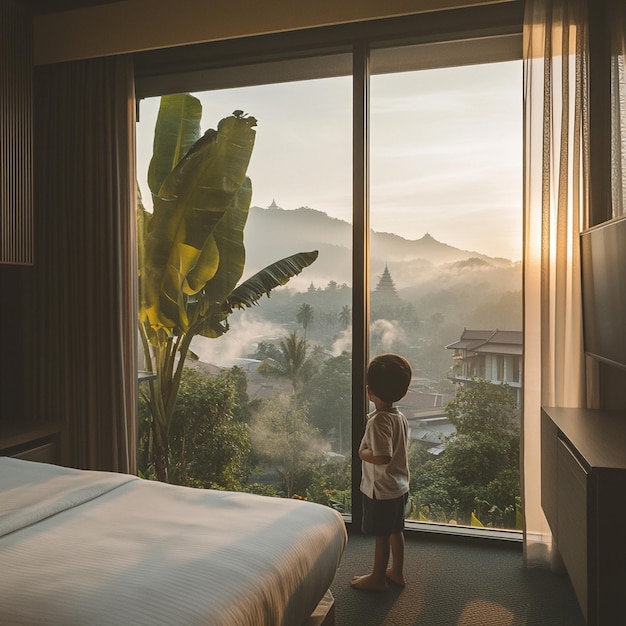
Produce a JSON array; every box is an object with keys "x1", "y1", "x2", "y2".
[{"x1": 344, "y1": 515, "x2": 522, "y2": 548}]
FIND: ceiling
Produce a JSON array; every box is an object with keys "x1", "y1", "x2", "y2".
[{"x1": 18, "y1": 0, "x2": 123, "y2": 15}]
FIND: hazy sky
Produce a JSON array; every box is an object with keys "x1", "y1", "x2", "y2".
[{"x1": 137, "y1": 60, "x2": 522, "y2": 260}]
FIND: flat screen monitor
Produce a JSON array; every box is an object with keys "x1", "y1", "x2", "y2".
[{"x1": 581, "y1": 217, "x2": 626, "y2": 371}]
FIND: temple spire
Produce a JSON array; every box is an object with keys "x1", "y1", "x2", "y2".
[{"x1": 374, "y1": 264, "x2": 399, "y2": 300}]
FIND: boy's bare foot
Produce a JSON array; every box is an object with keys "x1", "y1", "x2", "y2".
[
  {"x1": 385, "y1": 568, "x2": 406, "y2": 587},
  {"x1": 350, "y1": 574, "x2": 388, "y2": 591}
]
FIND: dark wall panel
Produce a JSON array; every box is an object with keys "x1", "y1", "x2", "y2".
[
  {"x1": 0, "y1": 1, "x2": 41, "y2": 451},
  {"x1": 1, "y1": 0, "x2": 33, "y2": 265}
]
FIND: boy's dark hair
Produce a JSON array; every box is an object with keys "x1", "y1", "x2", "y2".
[{"x1": 366, "y1": 354, "x2": 412, "y2": 403}]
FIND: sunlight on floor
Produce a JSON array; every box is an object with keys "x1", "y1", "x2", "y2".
[{"x1": 457, "y1": 600, "x2": 522, "y2": 626}]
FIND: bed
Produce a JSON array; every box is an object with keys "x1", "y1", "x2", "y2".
[{"x1": 0, "y1": 457, "x2": 347, "y2": 625}]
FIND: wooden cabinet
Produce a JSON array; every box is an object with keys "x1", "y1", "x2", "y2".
[
  {"x1": 541, "y1": 407, "x2": 626, "y2": 625},
  {"x1": 0, "y1": 423, "x2": 61, "y2": 464},
  {"x1": 555, "y1": 438, "x2": 589, "y2": 615}
]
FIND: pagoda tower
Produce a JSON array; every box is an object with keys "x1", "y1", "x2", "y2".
[{"x1": 374, "y1": 264, "x2": 400, "y2": 301}]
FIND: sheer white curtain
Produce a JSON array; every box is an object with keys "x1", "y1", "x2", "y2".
[
  {"x1": 610, "y1": 0, "x2": 626, "y2": 217},
  {"x1": 522, "y1": 0, "x2": 589, "y2": 567}
]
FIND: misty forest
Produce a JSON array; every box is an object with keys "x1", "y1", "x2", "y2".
[
  {"x1": 139, "y1": 201, "x2": 522, "y2": 530},
  {"x1": 137, "y1": 82, "x2": 521, "y2": 531}
]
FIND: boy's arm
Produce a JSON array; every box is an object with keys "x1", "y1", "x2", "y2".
[
  {"x1": 360, "y1": 414, "x2": 393, "y2": 465},
  {"x1": 359, "y1": 444, "x2": 391, "y2": 465}
]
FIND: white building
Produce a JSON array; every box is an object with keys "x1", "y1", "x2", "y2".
[{"x1": 446, "y1": 329, "x2": 523, "y2": 406}]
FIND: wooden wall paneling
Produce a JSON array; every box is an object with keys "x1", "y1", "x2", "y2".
[{"x1": 1, "y1": 0, "x2": 33, "y2": 265}]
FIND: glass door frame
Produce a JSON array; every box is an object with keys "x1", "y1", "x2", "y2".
[{"x1": 134, "y1": 0, "x2": 524, "y2": 533}]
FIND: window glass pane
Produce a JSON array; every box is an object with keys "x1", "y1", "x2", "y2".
[
  {"x1": 137, "y1": 72, "x2": 352, "y2": 513},
  {"x1": 370, "y1": 52, "x2": 522, "y2": 530}
]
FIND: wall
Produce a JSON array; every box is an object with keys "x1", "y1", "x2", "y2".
[
  {"x1": 3, "y1": 0, "x2": 623, "y2": 455},
  {"x1": 0, "y1": 0, "x2": 36, "y2": 441},
  {"x1": 0, "y1": 267, "x2": 35, "y2": 433},
  {"x1": 34, "y1": 0, "x2": 513, "y2": 64},
  {"x1": 0, "y1": 0, "x2": 521, "y2": 458},
  {"x1": 598, "y1": 362, "x2": 626, "y2": 409},
  {"x1": 1, "y1": 0, "x2": 33, "y2": 265}
]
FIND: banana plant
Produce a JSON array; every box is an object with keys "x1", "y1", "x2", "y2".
[{"x1": 138, "y1": 94, "x2": 318, "y2": 482}]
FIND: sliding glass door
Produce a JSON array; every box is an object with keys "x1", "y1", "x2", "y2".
[
  {"x1": 137, "y1": 70, "x2": 354, "y2": 511},
  {"x1": 369, "y1": 46, "x2": 523, "y2": 529},
  {"x1": 134, "y1": 4, "x2": 524, "y2": 532}
]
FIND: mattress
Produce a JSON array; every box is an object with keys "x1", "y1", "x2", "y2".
[{"x1": 0, "y1": 457, "x2": 347, "y2": 625}]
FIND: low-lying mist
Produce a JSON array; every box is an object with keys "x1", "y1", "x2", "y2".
[{"x1": 190, "y1": 313, "x2": 286, "y2": 367}]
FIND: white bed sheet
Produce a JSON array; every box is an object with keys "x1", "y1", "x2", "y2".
[{"x1": 0, "y1": 457, "x2": 347, "y2": 625}]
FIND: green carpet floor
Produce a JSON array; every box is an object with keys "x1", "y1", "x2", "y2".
[{"x1": 329, "y1": 532, "x2": 586, "y2": 626}]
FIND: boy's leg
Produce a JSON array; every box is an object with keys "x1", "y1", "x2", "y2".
[
  {"x1": 386, "y1": 531, "x2": 406, "y2": 586},
  {"x1": 350, "y1": 535, "x2": 390, "y2": 591}
]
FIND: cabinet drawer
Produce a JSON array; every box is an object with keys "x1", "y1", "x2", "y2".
[
  {"x1": 541, "y1": 411, "x2": 559, "y2": 534},
  {"x1": 557, "y1": 438, "x2": 589, "y2": 620},
  {"x1": 12, "y1": 441, "x2": 59, "y2": 464}
]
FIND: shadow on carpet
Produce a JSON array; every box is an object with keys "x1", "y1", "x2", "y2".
[{"x1": 330, "y1": 533, "x2": 585, "y2": 626}]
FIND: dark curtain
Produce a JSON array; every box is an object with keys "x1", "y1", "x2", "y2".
[{"x1": 34, "y1": 55, "x2": 137, "y2": 473}]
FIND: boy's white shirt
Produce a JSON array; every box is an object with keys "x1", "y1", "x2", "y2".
[{"x1": 359, "y1": 407, "x2": 410, "y2": 500}]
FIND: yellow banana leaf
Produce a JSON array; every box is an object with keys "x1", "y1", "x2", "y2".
[
  {"x1": 141, "y1": 97, "x2": 256, "y2": 333},
  {"x1": 470, "y1": 511, "x2": 485, "y2": 527}
]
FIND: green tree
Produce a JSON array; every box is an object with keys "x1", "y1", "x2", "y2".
[
  {"x1": 250, "y1": 394, "x2": 326, "y2": 497},
  {"x1": 339, "y1": 304, "x2": 351, "y2": 330},
  {"x1": 170, "y1": 367, "x2": 253, "y2": 489},
  {"x1": 138, "y1": 366, "x2": 253, "y2": 489},
  {"x1": 296, "y1": 303, "x2": 314, "y2": 341},
  {"x1": 138, "y1": 94, "x2": 318, "y2": 482},
  {"x1": 257, "y1": 331, "x2": 320, "y2": 396},
  {"x1": 250, "y1": 340, "x2": 277, "y2": 361},
  {"x1": 305, "y1": 458, "x2": 352, "y2": 513},
  {"x1": 413, "y1": 380, "x2": 520, "y2": 526},
  {"x1": 446, "y1": 379, "x2": 518, "y2": 438},
  {"x1": 300, "y1": 352, "x2": 351, "y2": 453},
  {"x1": 224, "y1": 365, "x2": 252, "y2": 422}
]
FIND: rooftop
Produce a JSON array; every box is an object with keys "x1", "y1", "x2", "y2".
[{"x1": 446, "y1": 329, "x2": 522, "y2": 354}]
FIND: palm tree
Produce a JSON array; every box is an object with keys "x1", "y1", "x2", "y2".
[
  {"x1": 339, "y1": 304, "x2": 351, "y2": 329},
  {"x1": 257, "y1": 331, "x2": 318, "y2": 396},
  {"x1": 296, "y1": 303, "x2": 314, "y2": 341}
]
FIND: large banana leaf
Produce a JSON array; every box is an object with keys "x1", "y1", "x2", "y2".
[
  {"x1": 147, "y1": 94, "x2": 202, "y2": 196},
  {"x1": 142, "y1": 107, "x2": 257, "y2": 332},
  {"x1": 183, "y1": 178, "x2": 252, "y2": 332},
  {"x1": 227, "y1": 250, "x2": 319, "y2": 311},
  {"x1": 136, "y1": 189, "x2": 150, "y2": 285},
  {"x1": 195, "y1": 250, "x2": 319, "y2": 340},
  {"x1": 197, "y1": 177, "x2": 252, "y2": 302},
  {"x1": 138, "y1": 96, "x2": 320, "y2": 483},
  {"x1": 137, "y1": 190, "x2": 154, "y2": 334}
]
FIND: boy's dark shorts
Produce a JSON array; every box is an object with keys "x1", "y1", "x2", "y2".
[{"x1": 361, "y1": 492, "x2": 408, "y2": 536}]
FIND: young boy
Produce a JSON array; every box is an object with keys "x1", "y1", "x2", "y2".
[{"x1": 351, "y1": 353, "x2": 412, "y2": 592}]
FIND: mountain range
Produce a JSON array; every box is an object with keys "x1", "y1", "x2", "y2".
[{"x1": 243, "y1": 205, "x2": 520, "y2": 291}]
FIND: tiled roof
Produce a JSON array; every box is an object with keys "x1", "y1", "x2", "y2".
[
  {"x1": 445, "y1": 329, "x2": 495, "y2": 350},
  {"x1": 489, "y1": 330, "x2": 523, "y2": 345},
  {"x1": 399, "y1": 390, "x2": 453, "y2": 410},
  {"x1": 446, "y1": 329, "x2": 522, "y2": 355},
  {"x1": 473, "y1": 343, "x2": 522, "y2": 356}
]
